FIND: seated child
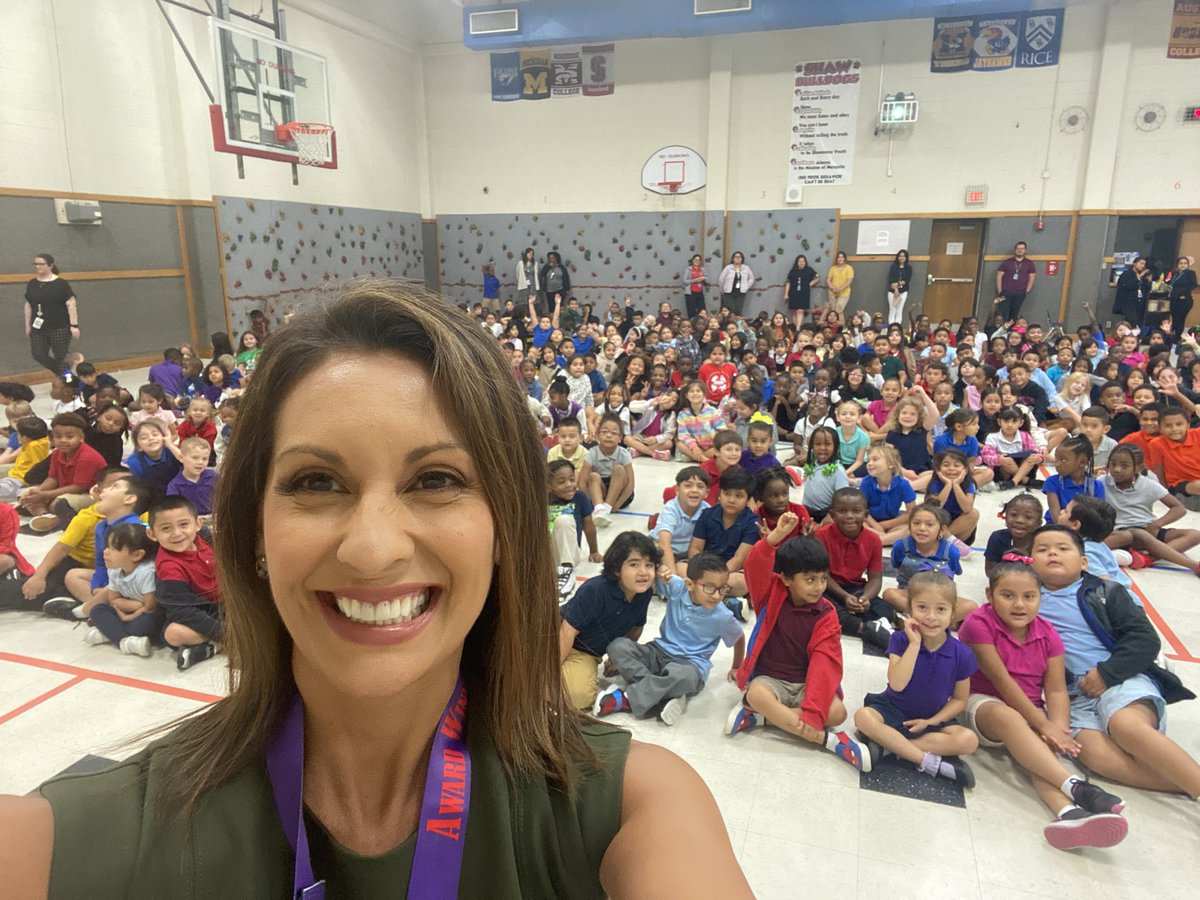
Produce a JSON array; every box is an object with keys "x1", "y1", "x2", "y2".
[
  {"x1": 0, "y1": 400, "x2": 35, "y2": 470},
  {"x1": 579, "y1": 413, "x2": 635, "y2": 526},
  {"x1": 883, "y1": 504, "x2": 976, "y2": 625},
  {"x1": 687, "y1": 467, "x2": 761, "y2": 599},
  {"x1": 926, "y1": 449, "x2": 979, "y2": 548},
  {"x1": 213, "y1": 397, "x2": 239, "y2": 467},
  {"x1": 792, "y1": 394, "x2": 835, "y2": 461},
  {"x1": 1117, "y1": 401, "x2": 1160, "y2": 459},
  {"x1": 128, "y1": 383, "x2": 179, "y2": 438},
  {"x1": 1030, "y1": 525, "x2": 1200, "y2": 801},
  {"x1": 859, "y1": 445, "x2": 916, "y2": 546},
  {"x1": 1079, "y1": 406, "x2": 1118, "y2": 473},
  {"x1": 739, "y1": 420, "x2": 780, "y2": 476},
  {"x1": 596, "y1": 553, "x2": 746, "y2": 726},
  {"x1": 151, "y1": 496, "x2": 222, "y2": 670},
  {"x1": 959, "y1": 563, "x2": 1128, "y2": 850},
  {"x1": 84, "y1": 523, "x2": 162, "y2": 658},
  {"x1": 652, "y1": 466, "x2": 712, "y2": 575},
  {"x1": 1148, "y1": 405, "x2": 1200, "y2": 511},
  {"x1": 546, "y1": 379, "x2": 588, "y2": 445},
  {"x1": 85, "y1": 401, "x2": 129, "y2": 468},
  {"x1": 166, "y1": 437, "x2": 219, "y2": 517},
  {"x1": 548, "y1": 460, "x2": 602, "y2": 585},
  {"x1": 730, "y1": 389, "x2": 779, "y2": 447},
  {"x1": 18, "y1": 412, "x2": 108, "y2": 532},
  {"x1": 853, "y1": 571, "x2": 980, "y2": 785},
  {"x1": 1102, "y1": 444, "x2": 1200, "y2": 573},
  {"x1": 726, "y1": 526, "x2": 872, "y2": 771},
  {"x1": 801, "y1": 426, "x2": 849, "y2": 523},
  {"x1": 559, "y1": 532, "x2": 659, "y2": 710},
  {"x1": 0, "y1": 502, "x2": 33, "y2": 580},
  {"x1": 882, "y1": 392, "x2": 938, "y2": 493},
  {"x1": 934, "y1": 409, "x2": 994, "y2": 489},
  {"x1": 177, "y1": 397, "x2": 217, "y2": 461},
  {"x1": 1060, "y1": 496, "x2": 1130, "y2": 588},
  {"x1": 752, "y1": 466, "x2": 812, "y2": 543},
  {"x1": 981, "y1": 408, "x2": 1043, "y2": 489},
  {"x1": 984, "y1": 492, "x2": 1043, "y2": 578},
  {"x1": 624, "y1": 388, "x2": 678, "y2": 461},
  {"x1": 126, "y1": 420, "x2": 183, "y2": 499},
  {"x1": 814, "y1": 487, "x2": 889, "y2": 649},
  {"x1": 834, "y1": 400, "x2": 870, "y2": 476},
  {"x1": 1043, "y1": 436, "x2": 1105, "y2": 524},
  {"x1": 546, "y1": 417, "x2": 588, "y2": 473},
  {"x1": 0, "y1": 417, "x2": 50, "y2": 503}
]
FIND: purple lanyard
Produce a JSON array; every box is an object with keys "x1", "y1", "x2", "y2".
[{"x1": 266, "y1": 678, "x2": 471, "y2": 900}]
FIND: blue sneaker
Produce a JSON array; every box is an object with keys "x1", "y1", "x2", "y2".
[
  {"x1": 725, "y1": 705, "x2": 761, "y2": 737},
  {"x1": 593, "y1": 685, "x2": 630, "y2": 718},
  {"x1": 828, "y1": 730, "x2": 872, "y2": 773}
]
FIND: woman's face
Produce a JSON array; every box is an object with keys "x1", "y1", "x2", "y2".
[
  {"x1": 897, "y1": 251, "x2": 908, "y2": 265},
  {"x1": 835, "y1": 252, "x2": 847, "y2": 265},
  {"x1": 261, "y1": 354, "x2": 495, "y2": 701},
  {"x1": 691, "y1": 255, "x2": 701, "y2": 266},
  {"x1": 732, "y1": 253, "x2": 744, "y2": 265}
]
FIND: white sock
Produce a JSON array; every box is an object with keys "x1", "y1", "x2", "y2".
[
  {"x1": 1061, "y1": 775, "x2": 1081, "y2": 797},
  {"x1": 1112, "y1": 549, "x2": 1133, "y2": 566}
]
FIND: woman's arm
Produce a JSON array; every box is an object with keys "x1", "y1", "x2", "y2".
[
  {"x1": 24, "y1": 301, "x2": 32, "y2": 336},
  {"x1": 600, "y1": 742, "x2": 751, "y2": 898},
  {"x1": 0, "y1": 794, "x2": 52, "y2": 897},
  {"x1": 66, "y1": 296, "x2": 79, "y2": 329}
]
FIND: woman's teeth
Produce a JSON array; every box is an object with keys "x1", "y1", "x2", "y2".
[{"x1": 335, "y1": 591, "x2": 430, "y2": 626}]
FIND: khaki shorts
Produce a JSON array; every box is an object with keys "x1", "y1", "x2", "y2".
[
  {"x1": 745, "y1": 675, "x2": 806, "y2": 710},
  {"x1": 961, "y1": 693, "x2": 1005, "y2": 748},
  {"x1": 562, "y1": 649, "x2": 601, "y2": 710}
]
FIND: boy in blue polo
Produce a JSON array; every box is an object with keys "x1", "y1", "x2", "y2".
[
  {"x1": 559, "y1": 531, "x2": 659, "y2": 710},
  {"x1": 687, "y1": 466, "x2": 760, "y2": 602},
  {"x1": 596, "y1": 553, "x2": 745, "y2": 726}
]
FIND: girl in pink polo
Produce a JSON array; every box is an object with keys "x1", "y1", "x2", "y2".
[{"x1": 958, "y1": 562, "x2": 1128, "y2": 851}]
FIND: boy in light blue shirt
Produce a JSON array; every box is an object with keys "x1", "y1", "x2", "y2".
[
  {"x1": 594, "y1": 553, "x2": 745, "y2": 725},
  {"x1": 1063, "y1": 496, "x2": 1132, "y2": 590},
  {"x1": 653, "y1": 466, "x2": 712, "y2": 575}
]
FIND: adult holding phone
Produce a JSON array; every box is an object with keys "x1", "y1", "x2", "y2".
[
  {"x1": 994, "y1": 241, "x2": 1036, "y2": 321},
  {"x1": 783, "y1": 253, "x2": 819, "y2": 331},
  {"x1": 886, "y1": 249, "x2": 912, "y2": 326},
  {"x1": 24, "y1": 253, "x2": 79, "y2": 375},
  {"x1": 1112, "y1": 256, "x2": 1148, "y2": 330},
  {"x1": 718, "y1": 251, "x2": 754, "y2": 318}
]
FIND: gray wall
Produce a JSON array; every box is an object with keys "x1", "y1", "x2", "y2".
[
  {"x1": 836, "y1": 219, "x2": 933, "y2": 321},
  {"x1": 978, "y1": 215, "x2": 1072, "y2": 326},
  {"x1": 1, "y1": 195, "x2": 220, "y2": 378}
]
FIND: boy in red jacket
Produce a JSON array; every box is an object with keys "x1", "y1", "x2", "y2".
[{"x1": 725, "y1": 512, "x2": 872, "y2": 772}]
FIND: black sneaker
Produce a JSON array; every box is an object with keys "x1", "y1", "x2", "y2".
[
  {"x1": 995, "y1": 479, "x2": 1016, "y2": 491},
  {"x1": 862, "y1": 618, "x2": 894, "y2": 650},
  {"x1": 177, "y1": 642, "x2": 217, "y2": 670},
  {"x1": 724, "y1": 597, "x2": 746, "y2": 622},
  {"x1": 943, "y1": 755, "x2": 975, "y2": 788},
  {"x1": 42, "y1": 597, "x2": 81, "y2": 620},
  {"x1": 1044, "y1": 808, "x2": 1128, "y2": 851},
  {"x1": 1069, "y1": 779, "x2": 1125, "y2": 815}
]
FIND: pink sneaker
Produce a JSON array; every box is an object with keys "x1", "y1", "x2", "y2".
[
  {"x1": 651, "y1": 449, "x2": 672, "y2": 461},
  {"x1": 628, "y1": 448, "x2": 641, "y2": 458}
]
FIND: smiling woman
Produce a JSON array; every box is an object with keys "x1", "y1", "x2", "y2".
[{"x1": 0, "y1": 280, "x2": 751, "y2": 898}]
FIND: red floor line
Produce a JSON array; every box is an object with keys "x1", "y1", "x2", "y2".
[
  {"x1": 1123, "y1": 575, "x2": 1200, "y2": 664},
  {"x1": 0, "y1": 675, "x2": 86, "y2": 727},
  {"x1": 0, "y1": 652, "x2": 223, "y2": 704}
]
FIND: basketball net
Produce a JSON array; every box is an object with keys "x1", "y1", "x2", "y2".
[{"x1": 285, "y1": 122, "x2": 334, "y2": 166}]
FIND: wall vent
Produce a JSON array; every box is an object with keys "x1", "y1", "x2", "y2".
[
  {"x1": 469, "y1": 9, "x2": 520, "y2": 35},
  {"x1": 695, "y1": 0, "x2": 752, "y2": 15}
]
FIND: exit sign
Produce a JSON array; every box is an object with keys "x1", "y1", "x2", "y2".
[{"x1": 965, "y1": 184, "x2": 988, "y2": 207}]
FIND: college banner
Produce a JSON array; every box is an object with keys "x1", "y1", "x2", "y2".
[
  {"x1": 1169, "y1": 1, "x2": 1200, "y2": 59},
  {"x1": 931, "y1": 9, "x2": 1063, "y2": 72},
  {"x1": 551, "y1": 48, "x2": 582, "y2": 98},
  {"x1": 582, "y1": 44, "x2": 615, "y2": 96},
  {"x1": 520, "y1": 50, "x2": 550, "y2": 100},
  {"x1": 788, "y1": 58, "x2": 861, "y2": 186},
  {"x1": 490, "y1": 52, "x2": 521, "y2": 102}
]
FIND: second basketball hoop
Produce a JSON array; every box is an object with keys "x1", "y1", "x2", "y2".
[{"x1": 641, "y1": 145, "x2": 707, "y2": 195}]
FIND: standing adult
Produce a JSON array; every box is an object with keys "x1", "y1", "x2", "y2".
[
  {"x1": 783, "y1": 254, "x2": 819, "y2": 332},
  {"x1": 1169, "y1": 256, "x2": 1198, "y2": 345},
  {"x1": 1113, "y1": 256, "x2": 1148, "y2": 329},
  {"x1": 683, "y1": 254, "x2": 707, "y2": 318},
  {"x1": 886, "y1": 249, "x2": 913, "y2": 326},
  {"x1": 825, "y1": 251, "x2": 854, "y2": 319},
  {"x1": 994, "y1": 241, "x2": 1036, "y2": 321},
  {"x1": 517, "y1": 247, "x2": 540, "y2": 322},
  {"x1": 24, "y1": 254, "x2": 79, "y2": 375},
  {"x1": 540, "y1": 251, "x2": 570, "y2": 320},
  {"x1": 718, "y1": 251, "x2": 754, "y2": 318}
]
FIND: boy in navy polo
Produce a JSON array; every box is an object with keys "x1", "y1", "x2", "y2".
[
  {"x1": 149, "y1": 495, "x2": 221, "y2": 670},
  {"x1": 687, "y1": 467, "x2": 761, "y2": 602},
  {"x1": 853, "y1": 571, "x2": 979, "y2": 784},
  {"x1": 559, "y1": 531, "x2": 659, "y2": 710}
]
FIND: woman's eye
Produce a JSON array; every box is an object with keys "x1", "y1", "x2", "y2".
[
  {"x1": 417, "y1": 471, "x2": 464, "y2": 492},
  {"x1": 288, "y1": 473, "x2": 341, "y2": 493}
]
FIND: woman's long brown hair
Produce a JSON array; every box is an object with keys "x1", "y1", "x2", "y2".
[{"x1": 152, "y1": 280, "x2": 590, "y2": 816}]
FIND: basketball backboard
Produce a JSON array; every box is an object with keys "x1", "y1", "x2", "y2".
[
  {"x1": 640, "y1": 146, "x2": 706, "y2": 195},
  {"x1": 209, "y1": 18, "x2": 336, "y2": 168}
]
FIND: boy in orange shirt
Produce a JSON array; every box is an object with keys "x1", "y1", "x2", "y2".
[
  {"x1": 1119, "y1": 402, "x2": 1161, "y2": 460},
  {"x1": 1149, "y1": 406, "x2": 1200, "y2": 510}
]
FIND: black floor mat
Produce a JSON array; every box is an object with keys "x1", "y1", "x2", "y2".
[{"x1": 859, "y1": 752, "x2": 966, "y2": 807}]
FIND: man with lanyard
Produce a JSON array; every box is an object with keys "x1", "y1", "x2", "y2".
[{"x1": 994, "y1": 241, "x2": 1036, "y2": 321}]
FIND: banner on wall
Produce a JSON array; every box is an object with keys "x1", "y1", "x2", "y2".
[
  {"x1": 788, "y1": 58, "x2": 861, "y2": 186},
  {"x1": 520, "y1": 51, "x2": 551, "y2": 100},
  {"x1": 931, "y1": 9, "x2": 1063, "y2": 71},
  {"x1": 490, "y1": 52, "x2": 521, "y2": 102},
  {"x1": 1169, "y1": 2, "x2": 1200, "y2": 59},
  {"x1": 551, "y1": 48, "x2": 583, "y2": 97},
  {"x1": 583, "y1": 44, "x2": 615, "y2": 96}
]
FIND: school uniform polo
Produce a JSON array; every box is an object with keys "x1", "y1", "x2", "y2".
[
  {"x1": 886, "y1": 429, "x2": 932, "y2": 474},
  {"x1": 561, "y1": 576, "x2": 652, "y2": 657},
  {"x1": 859, "y1": 475, "x2": 916, "y2": 521},
  {"x1": 958, "y1": 605, "x2": 1063, "y2": 708},
  {"x1": 167, "y1": 468, "x2": 219, "y2": 516},
  {"x1": 1147, "y1": 430, "x2": 1200, "y2": 487},
  {"x1": 652, "y1": 576, "x2": 743, "y2": 680},
  {"x1": 1101, "y1": 474, "x2": 1167, "y2": 530},
  {"x1": 814, "y1": 522, "x2": 883, "y2": 589},
  {"x1": 890, "y1": 537, "x2": 961, "y2": 588},
  {"x1": 928, "y1": 476, "x2": 976, "y2": 520},
  {"x1": 652, "y1": 498, "x2": 710, "y2": 554},
  {"x1": 754, "y1": 597, "x2": 835, "y2": 683},
  {"x1": 881, "y1": 630, "x2": 977, "y2": 720},
  {"x1": 156, "y1": 537, "x2": 219, "y2": 603},
  {"x1": 1041, "y1": 474, "x2": 1105, "y2": 523},
  {"x1": 48, "y1": 443, "x2": 106, "y2": 491},
  {"x1": 692, "y1": 505, "x2": 760, "y2": 563},
  {"x1": 837, "y1": 427, "x2": 870, "y2": 468},
  {"x1": 932, "y1": 433, "x2": 980, "y2": 458}
]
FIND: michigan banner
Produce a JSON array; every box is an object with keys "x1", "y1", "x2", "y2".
[
  {"x1": 491, "y1": 46, "x2": 615, "y2": 100},
  {"x1": 932, "y1": 8, "x2": 1064, "y2": 72}
]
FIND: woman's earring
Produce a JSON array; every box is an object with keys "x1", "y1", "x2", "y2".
[{"x1": 256, "y1": 556, "x2": 269, "y2": 580}]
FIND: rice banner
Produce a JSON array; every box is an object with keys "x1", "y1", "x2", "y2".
[
  {"x1": 788, "y1": 58, "x2": 861, "y2": 186},
  {"x1": 931, "y1": 8, "x2": 1064, "y2": 72},
  {"x1": 490, "y1": 45, "x2": 614, "y2": 100}
]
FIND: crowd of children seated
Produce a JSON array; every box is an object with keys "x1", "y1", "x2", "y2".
[
  {"x1": 0, "y1": 331, "x2": 253, "y2": 670},
  {"x1": 513, "y1": 291, "x2": 1200, "y2": 852}
]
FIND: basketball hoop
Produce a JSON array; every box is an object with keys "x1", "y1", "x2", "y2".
[
  {"x1": 278, "y1": 121, "x2": 334, "y2": 167},
  {"x1": 658, "y1": 181, "x2": 682, "y2": 194}
]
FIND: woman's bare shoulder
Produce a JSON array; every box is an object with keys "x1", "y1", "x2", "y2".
[{"x1": 0, "y1": 793, "x2": 53, "y2": 897}]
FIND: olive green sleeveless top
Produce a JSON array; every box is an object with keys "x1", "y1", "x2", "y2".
[{"x1": 39, "y1": 716, "x2": 629, "y2": 899}]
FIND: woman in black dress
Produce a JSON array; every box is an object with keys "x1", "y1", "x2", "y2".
[
  {"x1": 1169, "y1": 256, "x2": 1198, "y2": 346},
  {"x1": 784, "y1": 254, "x2": 819, "y2": 332},
  {"x1": 24, "y1": 254, "x2": 79, "y2": 375}
]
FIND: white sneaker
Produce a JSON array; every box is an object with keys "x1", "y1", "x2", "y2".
[
  {"x1": 593, "y1": 503, "x2": 613, "y2": 527},
  {"x1": 83, "y1": 626, "x2": 107, "y2": 646},
  {"x1": 119, "y1": 636, "x2": 153, "y2": 658},
  {"x1": 659, "y1": 696, "x2": 688, "y2": 726},
  {"x1": 978, "y1": 481, "x2": 998, "y2": 493}
]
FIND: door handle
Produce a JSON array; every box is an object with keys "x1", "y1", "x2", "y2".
[{"x1": 927, "y1": 274, "x2": 975, "y2": 285}]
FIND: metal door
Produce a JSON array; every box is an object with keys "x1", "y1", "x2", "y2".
[{"x1": 925, "y1": 220, "x2": 985, "y2": 323}]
